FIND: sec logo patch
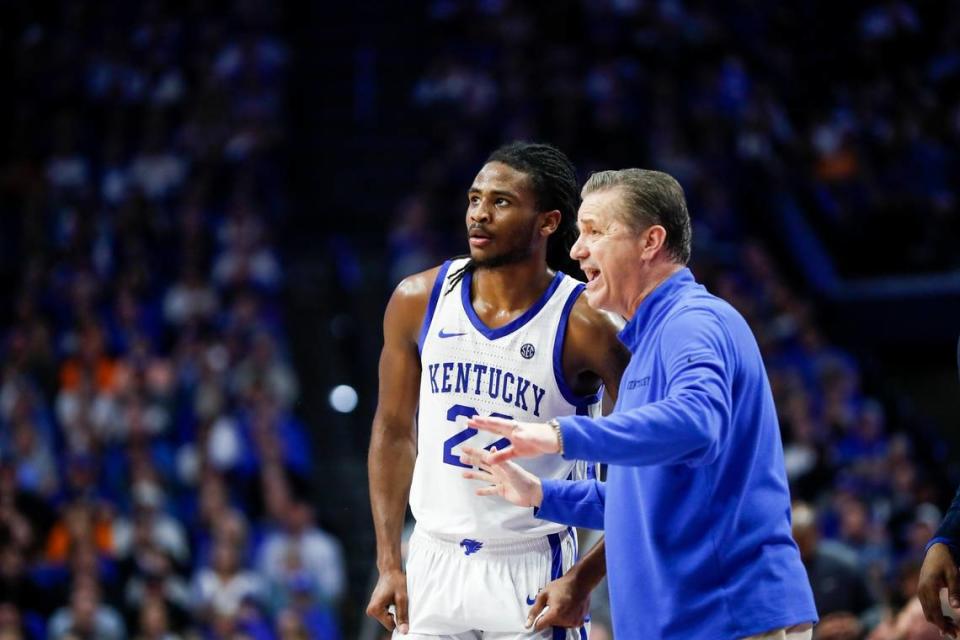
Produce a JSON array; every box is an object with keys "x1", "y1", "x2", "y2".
[{"x1": 520, "y1": 343, "x2": 536, "y2": 359}]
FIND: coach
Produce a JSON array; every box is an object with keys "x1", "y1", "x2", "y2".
[{"x1": 467, "y1": 169, "x2": 818, "y2": 639}]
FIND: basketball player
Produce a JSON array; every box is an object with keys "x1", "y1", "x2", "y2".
[{"x1": 366, "y1": 142, "x2": 628, "y2": 639}]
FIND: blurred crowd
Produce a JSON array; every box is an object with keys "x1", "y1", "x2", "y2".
[
  {"x1": 0, "y1": 2, "x2": 345, "y2": 639},
  {"x1": 386, "y1": 2, "x2": 959, "y2": 639},
  {"x1": 393, "y1": 0, "x2": 960, "y2": 281},
  {"x1": 2, "y1": 0, "x2": 958, "y2": 639}
]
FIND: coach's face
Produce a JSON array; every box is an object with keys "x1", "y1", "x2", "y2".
[
  {"x1": 465, "y1": 162, "x2": 558, "y2": 268},
  {"x1": 570, "y1": 188, "x2": 648, "y2": 318}
]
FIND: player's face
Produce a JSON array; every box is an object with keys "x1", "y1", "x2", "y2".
[
  {"x1": 571, "y1": 189, "x2": 647, "y2": 317},
  {"x1": 465, "y1": 162, "x2": 542, "y2": 268}
]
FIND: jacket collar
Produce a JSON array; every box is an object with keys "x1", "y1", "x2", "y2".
[{"x1": 618, "y1": 267, "x2": 696, "y2": 349}]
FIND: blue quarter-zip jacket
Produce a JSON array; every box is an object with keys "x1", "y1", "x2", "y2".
[{"x1": 537, "y1": 268, "x2": 818, "y2": 639}]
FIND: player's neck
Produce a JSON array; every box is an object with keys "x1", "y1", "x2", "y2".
[{"x1": 470, "y1": 260, "x2": 554, "y2": 316}]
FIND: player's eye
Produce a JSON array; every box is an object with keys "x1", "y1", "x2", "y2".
[
  {"x1": 495, "y1": 198, "x2": 509, "y2": 206},
  {"x1": 469, "y1": 195, "x2": 480, "y2": 205}
]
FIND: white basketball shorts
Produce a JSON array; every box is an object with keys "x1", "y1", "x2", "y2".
[{"x1": 396, "y1": 526, "x2": 589, "y2": 640}]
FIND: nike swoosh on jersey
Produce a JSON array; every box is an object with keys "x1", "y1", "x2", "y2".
[{"x1": 438, "y1": 329, "x2": 467, "y2": 338}]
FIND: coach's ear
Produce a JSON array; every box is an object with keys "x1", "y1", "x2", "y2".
[
  {"x1": 639, "y1": 224, "x2": 667, "y2": 260},
  {"x1": 540, "y1": 209, "x2": 561, "y2": 237}
]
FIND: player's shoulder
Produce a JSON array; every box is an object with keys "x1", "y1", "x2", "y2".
[
  {"x1": 391, "y1": 264, "x2": 445, "y2": 305},
  {"x1": 383, "y1": 264, "x2": 447, "y2": 335}
]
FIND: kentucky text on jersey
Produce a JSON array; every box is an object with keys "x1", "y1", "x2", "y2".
[{"x1": 426, "y1": 361, "x2": 547, "y2": 416}]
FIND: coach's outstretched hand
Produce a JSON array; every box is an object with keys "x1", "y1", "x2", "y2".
[
  {"x1": 917, "y1": 542, "x2": 960, "y2": 638},
  {"x1": 461, "y1": 443, "x2": 605, "y2": 632},
  {"x1": 460, "y1": 446, "x2": 543, "y2": 507},
  {"x1": 366, "y1": 569, "x2": 409, "y2": 635},
  {"x1": 466, "y1": 416, "x2": 560, "y2": 463}
]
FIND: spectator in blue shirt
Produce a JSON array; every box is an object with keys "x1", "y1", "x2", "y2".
[{"x1": 464, "y1": 168, "x2": 818, "y2": 639}]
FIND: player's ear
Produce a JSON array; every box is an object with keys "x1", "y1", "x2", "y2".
[{"x1": 540, "y1": 210, "x2": 561, "y2": 237}]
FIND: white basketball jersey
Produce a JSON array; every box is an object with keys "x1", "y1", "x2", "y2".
[{"x1": 410, "y1": 258, "x2": 601, "y2": 540}]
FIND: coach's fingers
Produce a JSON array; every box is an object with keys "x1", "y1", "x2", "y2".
[
  {"x1": 468, "y1": 416, "x2": 516, "y2": 436},
  {"x1": 476, "y1": 485, "x2": 501, "y2": 497},
  {"x1": 459, "y1": 446, "x2": 493, "y2": 469},
  {"x1": 526, "y1": 591, "x2": 550, "y2": 629},
  {"x1": 487, "y1": 445, "x2": 519, "y2": 464},
  {"x1": 462, "y1": 445, "x2": 510, "y2": 471},
  {"x1": 462, "y1": 445, "x2": 490, "y2": 457},
  {"x1": 461, "y1": 469, "x2": 494, "y2": 483}
]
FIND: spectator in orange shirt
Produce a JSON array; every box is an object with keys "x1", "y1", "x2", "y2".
[
  {"x1": 45, "y1": 499, "x2": 114, "y2": 564},
  {"x1": 59, "y1": 324, "x2": 120, "y2": 394}
]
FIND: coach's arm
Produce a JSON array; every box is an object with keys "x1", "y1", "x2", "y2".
[{"x1": 366, "y1": 268, "x2": 436, "y2": 635}]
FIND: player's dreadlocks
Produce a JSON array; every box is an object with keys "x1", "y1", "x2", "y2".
[{"x1": 445, "y1": 142, "x2": 581, "y2": 294}]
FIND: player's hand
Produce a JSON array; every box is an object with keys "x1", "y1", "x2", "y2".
[
  {"x1": 917, "y1": 542, "x2": 960, "y2": 638},
  {"x1": 526, "y1": 571, "x2": 591, "y2": 631},
  {"x1": 467, "y1": 416, "x2": 559, "y2": 463},
  {"x1": 366, "y1": 568, "x2": 409, "y2": 634},
  {"x1": 460, "y1": 446, "x2": 543, "y2": 507}
]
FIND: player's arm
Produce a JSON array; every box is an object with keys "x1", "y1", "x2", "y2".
[
  {"x1": 365, "y1": 268, "x2": 436, "y2": 634},
  {"x1": 919, "y1": 484, "x2": 960, "y2": 635}
]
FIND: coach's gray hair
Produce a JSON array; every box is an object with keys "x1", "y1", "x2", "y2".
[{"x1": 582, "y1": 169, "x2": 692, "y2": 265}]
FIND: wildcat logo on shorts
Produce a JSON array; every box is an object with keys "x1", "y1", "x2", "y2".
[
  {"x1": 520, "y1": 343, "x2": 536, "y2": 359},
  {"x1": 459, "y1": 538, "x2": 483, "y2": 556}
]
